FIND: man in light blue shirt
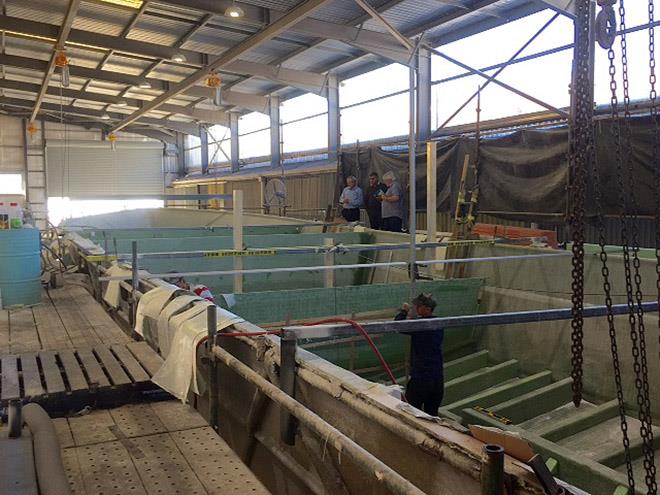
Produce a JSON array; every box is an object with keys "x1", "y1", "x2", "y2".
[
  {"x1": 378, "y1": 171, "x2": 404, "y2": 232},
  {"x1": 339, "y1": 175, "x2": 363, "y2": 222}
]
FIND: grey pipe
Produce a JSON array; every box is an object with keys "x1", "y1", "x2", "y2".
[
  {"x1": 8, "y1": 400, "x2": 22, "y2": 438},
  {"x1": 279, "y1": 329, "x2": 297, "y2": 446},
  {"x1": 207, "y1": 305, "x2": 219, "y2": 432},
  {"x1": 481, "y1": 444, "x2": 504, "y2": 495},
  {"x1": 213, "y1": 344, "x2": 427, "y2": 495},
  {"x1": 23, "y1": 403, "x2": 72, "y2": 495}
]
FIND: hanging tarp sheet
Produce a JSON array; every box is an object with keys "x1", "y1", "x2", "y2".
[{"x1": 340, "y1": 115, "x2": 659, "y2": 221}]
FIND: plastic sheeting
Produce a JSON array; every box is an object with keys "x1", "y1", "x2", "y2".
[
  {"x1": 151, "y1": 300, "x2": 243, "y2": 402},
  {"x1": 156, "y1": 294, "x2": 202, "y2": 357},
  {"x1": 134, "y1": 285, "x2": 182, "y2": 342},
  {"x1": 340, "y1": 115, "x2": 660, "y2": 221}
]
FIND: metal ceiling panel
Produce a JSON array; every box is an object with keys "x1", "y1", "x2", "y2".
[
  {"x1": 310, "y1": 0, "x2": 365, "y2": 24},
  {"x1": 128, "y1": 14, "x2": 191, "y2": 46},
  {"x1": 86, "y1": 80, "x2": 126, "y2": 94},
  {"x1": 103, "y1": 53, "x2": 154, "y2": 75},
  {"x1": 74, "y1": 2, "x2": 133, "y2": 36},
  {"x1": 6, "y1": 0, "x2": 67, "y2": 26}
]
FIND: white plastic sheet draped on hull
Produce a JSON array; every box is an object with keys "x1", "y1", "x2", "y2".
[
  {"x1": 46, "y1": 140, "x2": 164, "y2": 198},
  {"x1": 151, "y1": 299, "x2": 244, "y2": 402}
]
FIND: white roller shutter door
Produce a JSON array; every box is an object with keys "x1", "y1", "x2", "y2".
[{"x1": 46, "y1": 140, "x2": 164, "y2": 198}]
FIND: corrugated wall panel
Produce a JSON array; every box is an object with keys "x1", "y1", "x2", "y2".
[{"x1": 46, "y1": 141, "x2": 164, "y2": 198}]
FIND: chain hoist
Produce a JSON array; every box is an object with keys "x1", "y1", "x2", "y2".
[
  {"x1": 589, "y1": 18, "x2": 635, "y2": 489},
  {"x1": 604, "y1": 1, "x2": 658, "y2": 492},
  {"x1": 568, "y1": 0, "x2": 593, "y2": 408}
]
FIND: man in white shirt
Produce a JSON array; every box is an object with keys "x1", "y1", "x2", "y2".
[{"x1": 339, "y1": 175, "x2": 363, "y2": 222}]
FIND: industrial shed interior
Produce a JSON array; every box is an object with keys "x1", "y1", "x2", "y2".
[{"x1": 0, "y1": 0, "x2": 658, "y2": 494}]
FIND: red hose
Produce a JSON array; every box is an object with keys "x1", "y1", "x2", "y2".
[
  {"x1": 200, "y1": 319, "x2": 405, "y2": 400},
  {"x1": 303, "y1": 318, "x2": 403, "y2": 394}
]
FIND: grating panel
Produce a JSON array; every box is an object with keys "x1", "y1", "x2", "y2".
[
  {"x1": 128, "y1": 433, "x2": 207, "y2": 494},
  {"x1": 53, "y1": 417, "x2": 75, "y2": 449},
  {"x1": 108, "y1": 403, "x2": 167, "y2": 438},
  {"x1": 62, "y1": 447, "x2": 86, "y2": 495},
  {"x1": 170, "y1": 427, "x2": 270, "y2": 494},
  {"x1": 149, "y1": 401, "x2": 208, "y2": 432},
  {"x1": 68, "y1": 410, "x2": 117, "y2": 446},
  {"x1": 75, "y1": 441, "x2": 147, "y2": 495}
]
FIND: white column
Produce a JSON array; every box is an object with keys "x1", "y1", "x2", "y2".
[{"x1": 233, "y1": 189, "x2": 244, "y2": 293}]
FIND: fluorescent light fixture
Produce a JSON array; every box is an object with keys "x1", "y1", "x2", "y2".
[
  {"x1": 172, "y1": 53, "x2": 186, "y2": 63},
  {"x1": 99, "y1": 0, "x2": 143, "y2": 8},
  {"x1": 138, "y1": 81, "x2": 152, "y2": 89},
  {"x1": 225, "y1": 3, "x2": 245, "y2": 18}
]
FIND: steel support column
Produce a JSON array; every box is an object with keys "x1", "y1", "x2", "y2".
[
  {"x1": 270, "y1": 96, "x2": 282, "y2": 170},
  {"x1": 327, "y1": 74, "x2": 340, "y2": 163},
  {"x1": 200, "y1": 126, "x2": 209, "y2": 175},
  {"x1": 416, "y1": 48, "x2": 432, "y2": 143},
  {"x1": 176, "y1": 132, "x2": 186, "y2": 176},
  {"x1": 230, "y1": 112, "x2": 240, "y2": 173}
]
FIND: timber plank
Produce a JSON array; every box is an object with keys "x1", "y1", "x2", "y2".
[
  {"x1": 32, "y1": 300, "x2": 72, "y2": 350},
  {"x1": 0, "y1": 309, "x2": 9, "y2": 353},
  {"x1": 125, "y1": 341, "x2": 163, "y2": 377},
  {"x1": 1, "y1": 355, "x2": 20, "y2": 401},
  {"x1": 76, "y1": 348, "x2": 110, "y2": 388},
  {"x1": 20, "y1": 353, "x2": 44, "y2": 398},
  {"x1": 110, "y1": 344, "x2": 149, "y2": 382},
  {"x1": 8, "y1": 308, "x2": 40, "y2": 353},
  {"x1": 1, "y1": 355, "x2": 19, "y2": 400},
  {"x1": 94, "y1": 345, "x2": 131, "y2": 386},
  {"x1": 39, "y1": 351, "x2": 66, "y2": 394},
  {"x1": 58, "y1": 350, "x2": 88, "y2": 392}
]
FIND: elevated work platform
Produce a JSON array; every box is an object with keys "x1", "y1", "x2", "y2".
[{"x1": 1, "y1": 285, "x2": 163, "y2": 414}]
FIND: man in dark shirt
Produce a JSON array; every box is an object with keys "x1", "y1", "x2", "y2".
[
  {"x1": 394, "y1": 293, "x2": 444, "y2": 416},
  {"x1": 364, "y1": 172, "x2": 387, "y2": 229}
]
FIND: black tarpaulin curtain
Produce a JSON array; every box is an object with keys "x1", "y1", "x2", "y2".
[{"x1": 339, "y1": 115, "x2": 658, "y2": 222}]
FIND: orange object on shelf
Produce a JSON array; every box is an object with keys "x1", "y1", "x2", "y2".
[{"x1": 472, "y1": 223, "x2": 558, "y2": 249}]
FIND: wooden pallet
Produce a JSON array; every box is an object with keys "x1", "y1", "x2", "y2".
[{"x1": 0, "y1": 342, "x2": 164, "y2": 415}]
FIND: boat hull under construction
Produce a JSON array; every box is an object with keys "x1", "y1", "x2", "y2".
[{"x1": 61, "y1": 208, "x2": 658, "y2": 495}]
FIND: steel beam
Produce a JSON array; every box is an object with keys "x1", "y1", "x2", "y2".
[
  {"x1": 284, "y1": 301, "x2": 660, "y2": 340},
  {"x1": 539, "y1": 0, "x2": 576, "y2": 17},
  {"x1": 0, "y1": 16, "x2": 330, "y2": 98},
  {"x1": 155, "y1": 0, "x2": 413, "y2": 65},
  {"x1": 353, "y1": 0, "x2": 413, "y2": 51},
  {"x1": 109, "y1": 0, "x2": 333, "y2": 133},
  {"x1": 200, "y1": 126, "x2": 210, "y2": 174},
  {"x1": 0, "y1": 96, "x2": 201, "y2": 136},
  {"x1": 416, "y1": 47, "x2": 432, "y2": 143},
  {"x1": 30, "y1": 0, "x2": 81, "y2": 123},
  {"x1": 0, "y1": 78, "x2": 228, "y2": 125},
  {"x1": 270, "y1": 96, "x2": 281, "y2": 169},
  {"x1": 425, "y1": 45, "x2": 569, "y2": 118},
  {"x1": 230, "y1": 112, "x2": 240, "y2": 173},
  {"x1": 327, "y1": 74, "x2": 340, "y2": 163}
]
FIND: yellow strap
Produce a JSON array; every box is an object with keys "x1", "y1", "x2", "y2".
[{"x1": 203, "y1": 249, "x2": 277, "y2": 258}]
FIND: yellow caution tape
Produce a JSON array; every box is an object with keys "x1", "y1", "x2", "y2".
[
  {"x1": 84, "y1": 254, "x2": 118, "y2": 263},
  {"x1": 204, "y1": 249, "x2": 277, "y2": 258},
  {"x1": 445, "y1": 239, "x2": 496, "y2": 247},
  {"x1": 473, "y1": 406, "x2": 512, "y2": 425}
]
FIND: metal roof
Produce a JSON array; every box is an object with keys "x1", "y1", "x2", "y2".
[{"x1": 0, "y1": 0, "x2": 553, "y2": 141}]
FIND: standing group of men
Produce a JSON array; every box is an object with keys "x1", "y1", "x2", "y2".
[{"x1": 338, "y1": 172, "x2": 405, "y2": 232}]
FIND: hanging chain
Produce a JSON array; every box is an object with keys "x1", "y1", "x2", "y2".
[
  {"x1": 608, "y1": 1, "x2": 658, "y2": 492},
  {"x1": 569, "y1": 0, "x2": 592, "y2": 407},
  {"x1": 649, "y1": 0, "x2": 660, "y2": 445},
  {"x1": 588, "y1": 41, "x2": 636, "y2": 494}
]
